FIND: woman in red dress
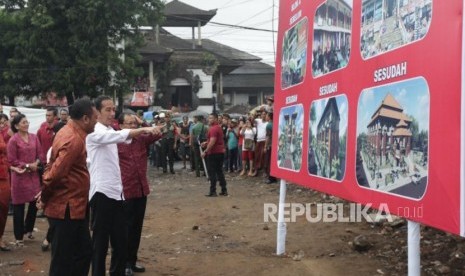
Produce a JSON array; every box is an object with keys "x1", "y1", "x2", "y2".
[
  {"x1": 0, "y1": 131, "x2": 11, "y2": 251},
  {"x1": 7, "y1": 114, "x2": 45, "y2": 246}
]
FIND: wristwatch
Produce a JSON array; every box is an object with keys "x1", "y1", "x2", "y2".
[{"x1": 25, "y1": 164, "x2": 30, "y2": 170}]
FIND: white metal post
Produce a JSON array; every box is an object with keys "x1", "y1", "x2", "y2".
[
  {"x1": 408, "y1": 220, "x2": 421, "y2": 276},
  {"x1": 276, "y1": 179, "x2": 287, "y2": 255}
]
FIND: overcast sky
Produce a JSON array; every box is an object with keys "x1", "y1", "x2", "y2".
[{"x1": 164, "y1": 0, "x2": 279, "y2": 66}]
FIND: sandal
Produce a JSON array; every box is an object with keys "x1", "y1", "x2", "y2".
[
  {"x1": 0, "y1": 243, "x2": 10, "y2": 251},
  {"x1": 15, "y1": 240, "x2": 24, "y2": 247},
  {"x1": 41, "y1": 239, "x2": 49, "y2": 252},
  {"x1": 27, "y1": 233, "x2": 34, "y2": 240}
]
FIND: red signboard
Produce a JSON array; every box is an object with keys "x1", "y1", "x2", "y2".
[{"x1": 272, "y1": 0, "x2": 465, "y2": 236}]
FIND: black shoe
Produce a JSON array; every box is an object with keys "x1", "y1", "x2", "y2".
[
  {"x1": 265, "y1": 178, "x2": 277, "y2": 184},
  {"x1": 163, "y1": 169, "x2": 167, "y2": 173},
  {"x1": 205, "y1": 193, "x2": 217, "y2": 197},
  {"x1": 125, "y1": 267, "x2": 134, "y2": 276},
  {"x1": 170, "y1": 170, "x2": 175, "y2": 174},
  {"x1": 219, "y1": 192, "x2": 228, "y2": 196},
  {"x1": 132, "y1": 264, "x2": 146, "y2": 273}
]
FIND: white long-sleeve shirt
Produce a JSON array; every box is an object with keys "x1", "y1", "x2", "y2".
[
  {"x1": 255, "y1": 118, "x2": 267, "y2": 142},
  {"x1": 86, "y1": 122, "x2": 131, "y2": 201}
]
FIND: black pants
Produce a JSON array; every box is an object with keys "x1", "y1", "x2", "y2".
[
  {"x1": 149, "y1": 143, "x2": 158, "y2": 167},
  {"x1": 13, "y1": 201, "x2": 37, "y2": 240},
  {"x1": 190, "y1": 145, "x2": 195, "y2": 170},
  {"x1": 206, "y1": 153, "x2": 227, "y2": 194},
  {"x1": 179, "y1": 143, "x2": 190, "y2": 164},
  {"x1": 160, "y1": 138, "x2": 175, "y2": 172},
  {"x1": 229, "y1": 148, "x2": 238, "y2": 172},
  {"x1": 123, "y1": 196, "x2": 147, "y2": 268},
  {"x1": 193, "y1": 143, "x2": 203, "y2": 176},
  {"x1": 48, "y1": 206, "x2": 91, "y2": 276},
  {"x1": 90, "y1": 192, "x2": 127, "y2": 276},
  {"x1": 155, "y1": 143, "x2": 162, "y2": 168},
  {"x1": 223, "y1": 146, "x2": 229, "y2": 170}
]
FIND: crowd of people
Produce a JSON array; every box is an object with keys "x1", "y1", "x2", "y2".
[
  {"x1": 145, "y1": 96, "x2": 276, "y2": 186},
  {"x1": 0, "y1": 95, "x2": 277, "y2": 276}
]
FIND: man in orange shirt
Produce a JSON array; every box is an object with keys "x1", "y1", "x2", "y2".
[
  {"x1": 38, "y1": 99, "x2": 98, "y2": 276},
  {"x1": 37, "y1": 107, "x2": 58, "y2": 159}
]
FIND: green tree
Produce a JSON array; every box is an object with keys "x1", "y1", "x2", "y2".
[
  {"x1": 409, "y1": 116, "x2": 419, "y2": 148},
  {"x1": 309, "y1": 104, "x2": 316, "y2": 145},
  {"x1": 0, "y1": 0, "x2": 26, "y2": 12},
  {"x1": 0, "y1": 8, "x2": 25, "y2": 104},
  {"x1": 0, "y1": 0, "x2": 164, "y2": 106}
]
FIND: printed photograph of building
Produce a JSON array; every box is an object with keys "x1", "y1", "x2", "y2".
[
  {"x1": 281, "y1": 18, "x2": 308, "y2": 89},
  {"x1": 278, "y1": 105, "x2": 304, "y2": 171},
  {"x1": 308, "y1": 95, "x2": 348, "y2": 181},
  {"x1": 361, "y1": 0, "x2": 432, "y2": 59},
  {"x1": 356, "y1": 77, "x2": 429, "y2": 199},
  {"x1": 312, "y1": 0, "x2": 352, "y2": 77}
]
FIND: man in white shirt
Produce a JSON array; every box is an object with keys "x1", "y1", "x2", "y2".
[
  {"x1": 254, "y1": 110, "x2": 268, "y2": 175},
  {"x1": 86, "y1": 96, "x2": 160, "y2": 276}
]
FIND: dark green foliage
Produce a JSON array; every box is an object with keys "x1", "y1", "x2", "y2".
[{"x1": 0, "y1": 0, "x2": 164, "y2": 104}]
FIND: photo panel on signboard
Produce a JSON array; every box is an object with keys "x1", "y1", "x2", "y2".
[
  {"x1": 361, "y1": 0, "x2": 432, "y2": 59},
  {"x1": 312, "y1": 0, "x2": 353, "y2": 78},
  {"x1": 277, "y1": 104, "x2": 304, "y2": 172},
  {"x1": 308, "y1": 95, "x2": 348, "y2": 181},
  {"x1": 281, "y1": 18, "x2": 308, "y2": 89},
  {"x1": 355, "y1": 77, "x2": 430, "y2": 199}
]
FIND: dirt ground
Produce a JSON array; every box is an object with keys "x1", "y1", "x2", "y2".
[{"x1": 0, "y1": 162, "x2": 465, "y2": 275}]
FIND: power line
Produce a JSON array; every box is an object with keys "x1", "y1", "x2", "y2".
[
  {"x1": 221, "y1": 0, "x2": 251, "y2": 9},
  {"x1": 168, "y1": 15, "x2": 277, "y2": 33},
  {"x1": 235, "y1": 6, "x2": 274, "y2": 26},
  {"x1": 219, "y1": 0, "x2": 237, "y2": 9},
  {"x1": 204, "y1": 17, "x2": 279, "y2": 39},
  {"x1": 206, "y1": 5, "x2": 274, "y2": 38}
]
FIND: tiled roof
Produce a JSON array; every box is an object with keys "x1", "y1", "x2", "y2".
[
  {"x1": 189, "y1": 39, "x2": 261, "y2": 61},
  {"x1": 396, "y1": 119, "x2": 408, "y2": 127},
  {"x1": 368, "y1": 93, "x2": 411, "y2": 126},
  {"x1": 368, "y1": 108, "x2": 411, "y2": 127},
  {"x1": 158, "y1": 30, "x2": 195, "y2": 50},
  {"x1": 139, "y1": 30, "x2": 241, "y2": 72},
  {"x1": 164, "y1": 0, "x2": 217, "y2": 27},
  {"x1": 393, "y1": 127, "x2": 412, "y2": 137},
  {"x1": 380, "y1": 93, "x2": 403, "y2": 111},
  {"x1": 223, "y1": 74, "x2": 274, "y2": 88},
  {"x1": 139, "y1": 40, "x2": 173, "y2": 55},
  {"x1": 169, "y1": 50, "x2": 241, "y2": 72},
  {"x1": 229, "y1": 61, "x2": 275, "y2": 74}
]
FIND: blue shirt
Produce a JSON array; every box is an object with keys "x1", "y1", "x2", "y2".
[{"x1": 227, "y1": 129, "x2": 239, "y2": 149}]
